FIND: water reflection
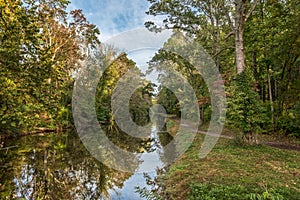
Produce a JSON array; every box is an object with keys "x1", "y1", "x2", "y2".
[{"x1": 0, "y1": 125, "x2": 174, "y2": 199}]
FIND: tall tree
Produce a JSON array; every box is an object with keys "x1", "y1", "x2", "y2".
[
  {"x1": 146, "y1": 0, "x2": 259, "y2": 74},
  {"x1": 245, "y1": 0, "x2": 300, "y2": 135},
  {"x1": 0, "y1": 0, "x2": 100, "y2": 134}
]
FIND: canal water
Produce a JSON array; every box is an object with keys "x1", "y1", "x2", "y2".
[{"x1": 0, "y1": 126, "x2": 173, "y2": 199}]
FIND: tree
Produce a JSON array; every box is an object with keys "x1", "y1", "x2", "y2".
[
  {"x1": 0, "y1": 0, "x2": 41, "y2": 133},
  {"x1": 0, "y1": 0, "x2": 100, "y2": 134},
  {"x1": 146, "y1": 0, "x2": 259, "y2": 74},
  {"x1": 245, "y1": 0, "x2": 300, "y2": 136},
  {"x1": 95, "y1": 53, "x2": 136, "y2": 124}
]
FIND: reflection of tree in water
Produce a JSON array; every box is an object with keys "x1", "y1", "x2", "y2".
[
  {"x1": 103, "y1": 125, "x2": 153, "y2": 154},
  {"x1": 0, "y1": 132, "x2": 133, "y2": 200},
  {"x1": 150, "y1": 104, "x2": 178, "y2": 165}
]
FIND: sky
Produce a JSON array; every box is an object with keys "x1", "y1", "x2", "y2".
[
  {"x1": 68, "y1": 0, "x2": 170, "y2": 85},
  {"x1": 68, "y1": 0, "x2": 158, "y2": 41}
]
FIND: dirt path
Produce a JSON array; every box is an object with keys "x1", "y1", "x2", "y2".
[
  {"x1": 180, "y1": 123, "x2": 300, "y2": 152},
  {"x1": 261, "y1": 142, "x2": 300, "y2": 151}
]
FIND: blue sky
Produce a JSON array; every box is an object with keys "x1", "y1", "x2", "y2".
[
  {"x1": 68, "y1": 0, "x2": 170, "y2": 86},
  {"x1": 68, "y1": 0, "x2": 155, "y2": 41}
]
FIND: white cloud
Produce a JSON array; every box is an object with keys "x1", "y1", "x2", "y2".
[
  {"x1": 69, "y1": 0, "x2": 155, "y2": 41},
  {"x1": 69, "y1": 0, "x2": 171, "y2": 85}
]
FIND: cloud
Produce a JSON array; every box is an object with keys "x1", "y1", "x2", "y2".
[
  {"x1": 69, "y1": 0, "x2": 153, "y2": 41},
  {"x1": 69, "y1": 0, "x2": 170, "y2": 85}
]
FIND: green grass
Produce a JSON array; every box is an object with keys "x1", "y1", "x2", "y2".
[{"x1": 156, "y1": 133, "x2": 300, "y2": 199}]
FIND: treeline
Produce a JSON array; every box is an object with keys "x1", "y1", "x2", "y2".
[
  {"x1": 0, "y1": 0, "x2": 154, "y2": 136},
  {"x1": 147, "y1": 0, "x2": 300, "y2": 139},
  {"x1": 0, "y1": 0, "x2": 101, "y2": 135},
  {"x1": 1, "y1": 0, "x2": 299, "y2": 139},
  {"x1": 95, "y1": 53, "x2": 154, "y2": 127}
]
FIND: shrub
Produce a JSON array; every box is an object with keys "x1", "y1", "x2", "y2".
[{"x1": 188, "y1": 184, "x2": 293, "y2": 200}]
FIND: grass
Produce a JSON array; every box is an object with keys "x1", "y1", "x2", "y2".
[{"x1": 153, "y1": 121, "x2": 300, "y2": 199}]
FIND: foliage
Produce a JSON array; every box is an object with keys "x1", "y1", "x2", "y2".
[
  {"x1": 244, "y1": 0, "x2": 300, "y2": 136},
  {"x1": 129, "y1": 83, "x2": 154, "y2": 125},
  {"x1": 226, "y1": 67, "x2": 267, "y2": 141},
  {"x1": 151, "y1": 133, "x2": 300, "y2": 200},
  {"x1": 0, "y1": 0, "x2": 100, "y2": 134},
  {"x1": 157, "y1": 87, "x2": 180, "y2": 116},
  {"x1": 95, "y1": 53, "x2": 135, "y2": 123},
  {"x1": 276, "y1": 102, "x2": 300, "y2": 137},
  {"x1": 149, "y1": 32, "x2": 210, "y2": 122},
  {"x1": 146, "y1": 0, "x2": 300, "y2": 140},
  {"x1": 136, "y1": 187, "x2": 163, "y2": 200},
  {"x1": 188, "y1": 183, "x2": 286, "y2": 200},
  {"x1": 188, "y1": 183, "x2": 248, "y2": 200},
  {"x1": 95, "y1": 53, "x2": 153, "y2": 126},
  {"x1": 0, "y1": 131, "x2": 133, "y2": 199}
]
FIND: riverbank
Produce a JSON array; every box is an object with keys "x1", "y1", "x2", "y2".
[
  {"x1": 168, "y1": 118, "x2": 300, "y2": 151},
  {"x1": 0, "y1": 126, "x2": 74, "y2": 141},
  {"x1": 149, "y1": 119, "x2": 300, "y2": 199}
]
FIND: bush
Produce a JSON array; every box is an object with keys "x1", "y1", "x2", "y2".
[
  {"x1": 188, "y1": 183, "x2": 248, "y2": 200},
  {"x1": 276, "y1": 102, "x2": 300, "y2": 137},
  {"x1": 188, "y1": 184, "x2": 293, "y2": 200},
  {"x1": 226, "y1": 67, "x2": 267, "y2": 143}
]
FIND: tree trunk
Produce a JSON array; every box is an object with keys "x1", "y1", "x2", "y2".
[
  {"x1": 235, "y1": 28, "x2": 246, "y2": 74},
  {"x1": 234, "y1": 0, "x2": 259, "y2": 74},
  {"x1": 252, "y1": 51, "x2": 258, "y2": 78},
  {"x1": 268, "y1": 68, "x2": 275, "y2": 132},
  {"x1": 201, "y1": 105, "x2": 204, "y2": 124},
  {"x1": 252, "y1": 51, "x2": 259, "y2": 92},
  {"x1": 235, "y1": 1, "x2": 246, "y2": 74}
]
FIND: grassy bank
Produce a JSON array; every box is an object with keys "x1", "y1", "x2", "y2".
[{"x1": 148, "y1": 120, "x2": 300, "y2": 199}]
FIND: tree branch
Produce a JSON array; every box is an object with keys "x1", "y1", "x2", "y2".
[
  {"x1": 225, "y1": 31, "x2": 235, "y2": 40},
  {"x1": 245, "y1": 0, "x2": 259, "y2": 22},
  {"x1": 51, "y1": 34, "x2": 73, "y2": 62},
  {"x1": 213, "y1": 46, "x2": 235, "y2": 58},
  {"x1": 220, "y1": 3, "x2": 235, "y2": 31}
]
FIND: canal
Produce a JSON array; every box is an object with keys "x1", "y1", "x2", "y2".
[{"x1": 0, "y1": 124, "x2": 173, "y2": 199}]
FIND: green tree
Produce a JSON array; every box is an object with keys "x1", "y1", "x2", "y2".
[
  {"x1": 95, "y1": 53, "x2": 136, "y2": 124},
  {"x1": 146, "y1": 0, "x2": 259, "y2": 74},
  {"x1": 0, "y1": 0, "x2": 100, "y2": 134},
  {"x1": 245, "y1": 0, "x2": 300, "y2": 136}
]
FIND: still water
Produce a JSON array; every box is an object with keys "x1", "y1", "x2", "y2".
[{"x1": 0, "y1": 126, "x2": 173, "y2": 199}]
